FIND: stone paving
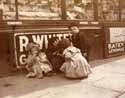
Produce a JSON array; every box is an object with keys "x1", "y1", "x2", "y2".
[{"x1": 0, "y1": 55, "x2": 125, "y2": 98}]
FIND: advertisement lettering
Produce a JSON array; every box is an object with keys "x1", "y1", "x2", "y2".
[{"x1": 108, "y1": 42, "x2": 125, "y2": 54}]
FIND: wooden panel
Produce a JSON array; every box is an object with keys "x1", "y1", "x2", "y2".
[
  {"x1": 0, "y1": 33, "x2": 11, "y2": 76},
  {"x1": 81, "y1": 29, "x2": 103, "y2": 61}
]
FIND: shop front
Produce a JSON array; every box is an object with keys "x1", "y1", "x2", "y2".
[
  {"x1": 5, "y1": 21, "x2": 104, "y2": 68},
  {"x1": 0, "y1": 0, "x2": 125, "y2": 71}
]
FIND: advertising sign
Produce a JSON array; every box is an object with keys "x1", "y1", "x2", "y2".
[
  {"x1": 14, "y1": 32, "x2": 71, "y2": 66},
  {"x1": 108, "y1": 42, "x2": 125, "y2": 54},
  {"x1": 110, "y1": 28, "x2": 125, "y2": 43},
  {"x1": 108, "y1": 28, "x2": 125, "y2": 55}
]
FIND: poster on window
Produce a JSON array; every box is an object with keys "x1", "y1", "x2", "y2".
[
  {"x1": 0, "y1": 0, "x2": 16, "y2": 20},
  {"x1": 18, "y1": 0, "x2": 61, "y2": 20},
  {"x1": 110, "y1": 28, "x2": 125, "y2": 43},
  {"x1": 14, "y1": 32, "x2": 71, "y2": 67},
  {"x1": 66, "y1": 0, "x2": 94, "y2": 20}
]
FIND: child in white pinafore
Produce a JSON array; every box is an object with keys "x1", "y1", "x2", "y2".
[{"x1": 60, "y1": 46, "x2": 92, "y2": 79}]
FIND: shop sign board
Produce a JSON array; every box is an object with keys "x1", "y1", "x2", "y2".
[
  {"x1": 110, "y1": 28, "x2": 125, "y2": 43},
  {"x1": 108, "y1": 42, "x2": 125, "y2": 54},
  {"x1": 14, "y1": 32, "x2": 71, "y2": 66}
]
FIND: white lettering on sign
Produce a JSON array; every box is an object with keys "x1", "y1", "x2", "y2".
[
  {"x1": 19, "y1": 36, "x2": 29, "y2": 52},
  {"x1": 19, "y1": 54, "x2": 27, "y2": 65},
  {"x1": 108, "y1": 42, "x2": 124, "y2": 54},
  {"x1": 7, "y1": 21, "x2": 22, "y2": 25},
  {"x1": 109, "y1": 48, "x2": 124, "y2": 54},
  {"x1": 32, "y1": 35, "x2": 43, "y2": 49},
  {"x1": 56, "y1": 34, "x2": 62, "y2": 40},
  {"x1": 44, "y1": 35, "x2": 48, "y2": 49},
  {"x1": 64, "y1": 34, "x2": 69, "y2": 39}
]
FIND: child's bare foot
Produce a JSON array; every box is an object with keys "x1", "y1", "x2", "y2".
[
  {"x1": 26, "y1": 72, "x2": 36, "y2": 78},
  {"x1": 45, "y1": 71, "x2": 53, "y2": 77},
  {"x1": 37, "y1": 75, "x2": 44, "y2": 79}
]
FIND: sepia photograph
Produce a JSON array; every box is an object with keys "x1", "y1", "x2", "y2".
[{"x1": 0, "y1": 0, "x2": 125, "y2": 98}]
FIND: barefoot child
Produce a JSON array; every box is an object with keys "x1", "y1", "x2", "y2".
[{"x1": 25, "y1": 42, "x2": 52, "y2": 79}]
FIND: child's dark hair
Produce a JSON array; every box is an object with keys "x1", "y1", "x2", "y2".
[{"x1": 48, "y1": 37, "x2": 59, "y2": 45}]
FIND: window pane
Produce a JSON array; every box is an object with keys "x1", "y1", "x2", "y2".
[
  {"x1": 98, "y1": 0, "x2": 119, "y2": 21},
  {"x1": 0, "y1": 0, "x2": 16, "y2": 20},
  {"x1": 18, "y1": 0, "x2": 61, "y2": 20},
  {"x1": 66, "y1": 0, "x2": 94, "y2": 20},
  {"x1": 121, "y1": 1, "x2": 125, "y2": 21}
]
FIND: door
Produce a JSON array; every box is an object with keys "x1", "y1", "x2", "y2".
[{"x1": 81, "y1": 29, "x2": 103, "y2": 61}]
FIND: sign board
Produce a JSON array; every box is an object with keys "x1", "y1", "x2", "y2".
[
  {"x1": 14, "y1": 32, "x2": 71, "y2": 66},
  {"x1": 108, "y1": 42, "x2": 125, "y2": 54},
  {"x1": 7, "y1": 21, "x2": 22, "y2": 25},
  {"x1": 110, "y1": 28, "x2": 125, "y2": 43}
]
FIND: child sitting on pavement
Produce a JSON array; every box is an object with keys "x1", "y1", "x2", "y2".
[
  {"x1": 60, "y1": 45, "x2": 92, "y2": 79},
  {"x1": 25, "y1": 42, "x2": 52, "y2": 79}
]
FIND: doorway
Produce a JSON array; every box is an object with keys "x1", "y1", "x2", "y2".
[{"x1": 81, "y1": 29, "x2": 104, "y2": 61}]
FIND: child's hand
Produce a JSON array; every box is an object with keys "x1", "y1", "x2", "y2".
[
  {"x1": 83, "y1": 52, "x2": 87, "y2": 57},
  {"x1": 56, "y1": 53, "x2": 63, "y2": 57},
  {"x1": 52, "y1": 51, "x2": 58, "y2": 55}
]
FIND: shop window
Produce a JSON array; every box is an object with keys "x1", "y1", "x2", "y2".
[
  {"x1": 98, "y1": 0, "x2": 119, "y2": 21},
  {"x1": 18, "y1": 0, "x2": 61, "y2": 20},
  {"x1": 0, "y1": 0, "x2": 16, "y2": 20},
  {"x1": 121, "y1": 0, "x2": 125, "y2": 21},
  {"x1": 65, "y1": 0, "x2": 94, "y2": 20}
]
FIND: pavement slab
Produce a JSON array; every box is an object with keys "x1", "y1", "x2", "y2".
[
  {"x1": 1, "y1": 55, "x2": 125, "y2": 98},
  {"x1": 93, "y1": 74, "x2": 125, "y2": 92},
  {"x1": 118, "y1": 93, "x2": 125, "y2": 98},
  {"x1": 0, "y1": 78, "x2": 119, "y2": 98}
]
